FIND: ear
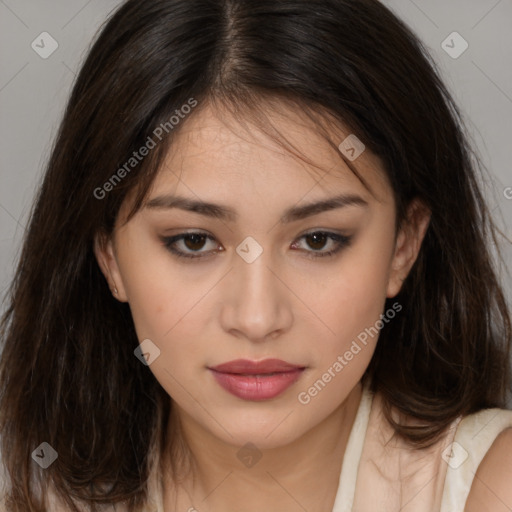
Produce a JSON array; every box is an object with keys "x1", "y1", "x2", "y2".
[
  {"x1": 386, "y1": 198, "x2": 431, "y2": 298},
  {"x1": 93, "y1": 231, "x2": 129, "y2": 302}
]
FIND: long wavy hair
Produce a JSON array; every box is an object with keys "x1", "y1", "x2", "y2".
[{"x1": 1, "y1": 0, "x2": 510, "y2": 510}]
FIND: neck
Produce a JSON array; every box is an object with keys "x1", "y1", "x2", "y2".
[{"x1": 163, "y1": 381, "x2": 363, "y2": 512}]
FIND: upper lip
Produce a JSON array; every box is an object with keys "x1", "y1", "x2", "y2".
[{"x1": 209, "y1": 359, "x2": 304, "y2": 375}]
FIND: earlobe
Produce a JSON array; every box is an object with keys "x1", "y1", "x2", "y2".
[
  {"x1": 386, "y1": 199, "x2": 431, "y2": 298},
  {"x1": 93, "y1": 232, "x2": 128, "y2": 302}
]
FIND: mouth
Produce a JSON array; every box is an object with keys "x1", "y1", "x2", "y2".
[{"x1": 208, "y1": 359, "x2": 306, "y2": 401}]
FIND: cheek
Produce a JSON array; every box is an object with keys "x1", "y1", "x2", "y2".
[
  {"x1": 115, "y1": 229, "x2": 196, "y2": 329},
  {"x1": 113, "y1": 236, "x2": 179, "y2": 343},
  {"x1": 320, "y1": 229, "x2": 395, "y2": 351},
  {"x1": 124, "y1": 270, "x2": 208, "y2": 400},
  {"x1": 120, "y1": 268, "x2": 173, "y2": 339},
  {"x1": 116, "y1": 245, "x2": 212, "y2": 376},
  {"x1": 125, "y1": 274, "x2": 204, "y2": 357}
]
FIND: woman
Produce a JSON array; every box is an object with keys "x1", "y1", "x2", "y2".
[{"x1": 1, "y1": 0, "x2": 511, "y2": 510}]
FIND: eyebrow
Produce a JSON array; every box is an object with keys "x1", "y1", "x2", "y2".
[{"x1": 144, "y1": 193, "x2": 368, "y2": 223}]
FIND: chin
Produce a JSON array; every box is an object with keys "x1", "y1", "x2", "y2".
[{"x1": 209, "y1": 413, "x2": 309, "y2": 450}]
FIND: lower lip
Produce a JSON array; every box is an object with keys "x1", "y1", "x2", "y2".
[{"x1": 209, "y1": 369, "x2": 304, "y2": 401}]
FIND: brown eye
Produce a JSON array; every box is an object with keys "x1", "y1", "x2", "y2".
[
  {"x1": 304, "y1": 232, "x2": 329, "y2": 250},
  {"x1": 291, "y1": 231, "x2": 352, "y2": 259},
  {"x1": 161, "y1": 232, "x2": 220, "y2": 259},
  {"x1": 182, "y1": 233, "x2": 208, "y2": 251}
]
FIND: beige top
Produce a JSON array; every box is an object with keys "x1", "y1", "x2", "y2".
[
  {"x1": 24, "y1": 381, "x2": 512, "y2": 511},
  {"x1": 145, "y1": 381, "x2": 512, "y2": 512},
  {"x1": 333, "y1": 384, "x2": 512, "y2": 511}
]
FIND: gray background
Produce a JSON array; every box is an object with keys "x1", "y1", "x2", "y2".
[{"x1": 0, "y1": 0, "x2": 511, "y2": 314}]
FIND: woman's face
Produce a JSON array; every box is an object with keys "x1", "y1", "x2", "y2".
[{"x1": 95, "y1": 102, "x2": 429, "y2": 449}]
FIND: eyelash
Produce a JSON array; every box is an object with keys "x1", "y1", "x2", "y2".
[{"x1": 160, "y1": 231, "x2": 352, "y2": 261}]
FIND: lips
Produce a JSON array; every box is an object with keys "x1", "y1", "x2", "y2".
[
  {"x1": 208, "y1": 359, "x2": 305, "y2": 401},
  {"x1": 210, "y1": 358, "x2": 303, "y2": 374}
]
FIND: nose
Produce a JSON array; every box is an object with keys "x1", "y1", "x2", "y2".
[{"x1": 219, "y1": 246, "x2": 293, "y2": 343}]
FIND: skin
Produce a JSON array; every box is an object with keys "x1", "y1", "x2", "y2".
[
  {"x1": 94, "y1": 101, "x2": 431, "y2": 511},
  {"x1": 465, "y1": 428, "x2": 512, "y2": 511}
]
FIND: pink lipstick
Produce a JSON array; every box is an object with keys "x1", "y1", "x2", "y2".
[{"x1": 208, "y1": 359, "x2": 305, "y2": 401}]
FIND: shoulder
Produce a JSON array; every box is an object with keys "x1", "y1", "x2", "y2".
[
  {"x1": 464, "y1": 426, "x2": 512, "y2": 512},
  {"x1": 439, "y1": 406, "x2": 512, "y2": 512}
]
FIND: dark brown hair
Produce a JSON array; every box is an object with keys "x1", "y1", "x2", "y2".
[{"x1": 1, "y1": 0, "x2": 510, "y2": 510}]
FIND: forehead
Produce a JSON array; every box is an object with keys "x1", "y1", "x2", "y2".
[{"x1": 122, "y1": 101, "x2": 394, "y2": 225}]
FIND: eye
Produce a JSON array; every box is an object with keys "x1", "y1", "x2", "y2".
[
  {"x1": 291, "y1": 231, "x2": 352, "y2": 259},
  {"x1": 161, "y1": 232, "x2": 221, "y2": 259}
]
